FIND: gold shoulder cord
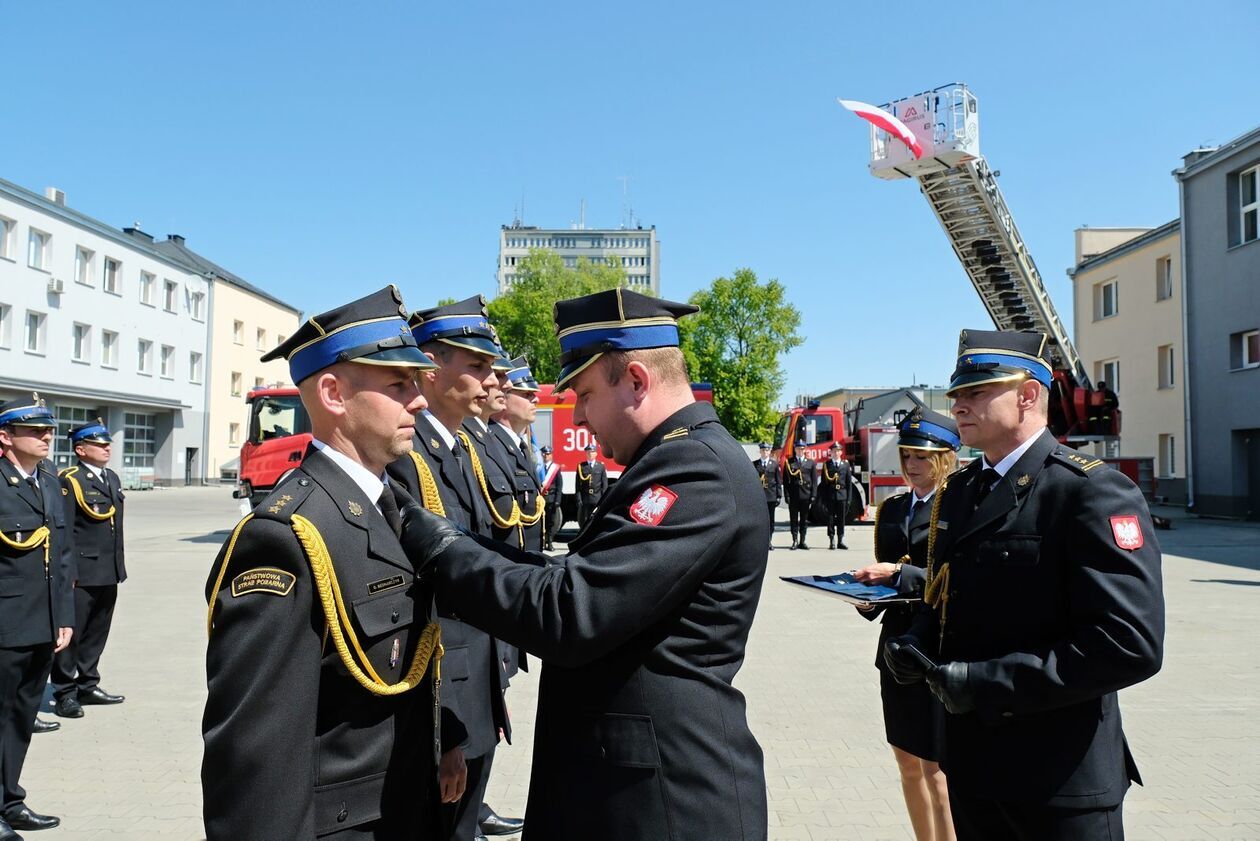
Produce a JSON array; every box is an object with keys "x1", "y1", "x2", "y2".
[
  {"x1": 61, "y1": 468, "x2": 116, "y2": 526},
  {"x1": 206, "y1": 512, "x2": 443, "y2": 697},
  {"x1": 408, "y1": 452, "x2": 446, "y2": 517},
  {"x1": 0, "y1": 526, "x2": 52, "y2": 577},
  {"x1": 455, "y1": 430, "x2": 520, "y2": 530},
  {"x1": 785, "y1": 461, "x2": 802, "y2": 480},
  {"x1": 577, "y1": 464, "x2": 590, "y2": 482},
  {"x1": 923, "y1": 477, "x2": 951, "y2": 643}
]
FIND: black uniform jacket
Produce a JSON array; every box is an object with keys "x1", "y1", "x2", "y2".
[
  {"x1": 461, "y1": 420, "x2": 523, "y2": 544},
  {"x1": 858, "y1": 492, "x2": 930, "y2": 668},
  {"x1": 433, "y1": 401, "x2": 770, "y2": 841},
  {"x1": 491, "y1": 422, "x2": 544, "y2": 551},
  {"x1": 753, "y1": 457, "x2": 780, "y2": 503},
  {"x1": 575, "y1": 459, "x2": 608, "y2": 501},
  {"x1": 202, "y1": 446, "x2": 440, "y2": 840},
  {"x1": 60, "y1": 461, "x2": 127, "y2": 586},
  {"x1": 386, "y1": 424, "x2": 510, "y2": 758},
  {"x1": 909, "y1": 429, "x2": 1164, "y2": 808},
  {"x1": 782, "y1": 457, "x2": 815, "y2": 505},
  {"x1": 0, "y1": 458, "x2": 75, "y2": 647},
  {"x1": 819, "y1": 458, "x2": 851, "y2": 503}
]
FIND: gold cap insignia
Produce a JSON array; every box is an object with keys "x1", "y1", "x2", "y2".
[
  {"x1": 1016, "y1": 474, "x2": 1031, "y2": 487},
  {"x1": 348, "y1": 500, "x2": 364, "y2": 516},
  {"x1": 430, "y1": 438, "x2": 440, "y2": 450}
]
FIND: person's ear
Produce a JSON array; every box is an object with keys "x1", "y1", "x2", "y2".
[
  {"x1": 315, "y1": 371, "x2": 348, "y2": 418},
  {"x1": 1016, "y1": 379, "x2": 1040, "y2": 411},
  {"x1": 625, "y1": 360, "x2": 652, "y2": 402}
]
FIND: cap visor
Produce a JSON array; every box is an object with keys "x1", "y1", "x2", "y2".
[
  {"x1": 946, "y1": 370, "x2": 1027, "y2": 396},
  {"x1": 898, "y1": 438, "x2": 954, "y2": 452},
  {"x1": 556, "y1": 353, "x2": 603, "y2": 390},
  {"x1": 438, "y1": 336, "x2": 503, "y2": 359},
  {"x1": 10, "y1": 418, "x2": 57, "y2": 428},
  {"x1": 350, "y1": 345, "x2": 439, "y2": 371}
]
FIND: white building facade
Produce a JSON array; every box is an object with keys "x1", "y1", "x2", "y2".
[
  {"x1": 498, "y1": 224, "x2": 660, "y2": 294},
  {"x1": 0, "y1": 179, "x2": 209, "y2": 487}
]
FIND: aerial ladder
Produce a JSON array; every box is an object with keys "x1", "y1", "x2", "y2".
[{"x1": 852, "y1": 83, "x2": 1118, "y2": 441}]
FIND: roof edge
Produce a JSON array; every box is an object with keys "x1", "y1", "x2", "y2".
[{"x1": 1071, "y1": 219, "x2": 1181, "y2": 276}]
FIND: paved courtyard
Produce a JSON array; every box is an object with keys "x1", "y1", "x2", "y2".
[{"x1": 20, "y1": 487, "x2": 1260, "y2": 840}]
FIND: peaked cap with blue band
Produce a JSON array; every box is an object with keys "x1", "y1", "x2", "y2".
[
  {"x1": 409, "y1": 295, "x2": 506, "y2": 364},
  {"x1": 488, "y1": 326, "x2": 514, "y2": 372},
  {"x1": 0, "y1": 393, "x2": 56, "y2": 428},
  {"x1": 506, "y1": 356, "x2": 541, "y2": 393},
  {"x1": 70, "y1": 418, "x2": 113, "y2": 445},
  {"x1": 553, "y1": 288, "x2": 699, "y2": 389},
  {"x1": 947, "y1": 329, "x2": 1054, "y2": 396},
  {"x1": 897, "y1": 407, "x2": 961, "y2": 452},
  {"x1": 261, "y1": 285, "x2": 436, "y2": 384}
]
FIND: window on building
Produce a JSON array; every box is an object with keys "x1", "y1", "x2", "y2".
[
  {"x1": 1230, "y1": 329, "x2": 1260, "y2": 370},
  {"x1": 137, "y1": 339, "x2": 153, "y2": 374},
  {"x1": 229, "y1": 423, "x2": 241, "y2": 446},
  {"x1": 75, "y1": 246, "x2": 95, "y2": 286},
  {"x1": 1157, "y1": 344, "x2": 1175, "y2": 389},
  {"x1": 0, "y1": 303, "x2": 10, "y2": 348},
  {"x1": 1094, "y1": 279, "x2": 1118, "y2": 320},
  {"x1": 160, "y1": 344, "x2": 175, "y2": 378},
  {"x1": 1096, "y1": 359, "x2": 1120, "y2": 394},
  {"x1": 123, "y1": 412, "x2": 156, "y2": 470},
  {"x1": 189, "y1": 351, "x2": 204, "y2": 383},
  {"x1": 24, "y1": 310, "x2": 46, "y2": 353},
  {"x1": 54, "y1": 406, "x2": 106, "y2": 470},
  {"x1": 163, "y1": 279, "x2": 178, "y2": 313},
  {"x1": 139, "y1": 271, "x2": 155, "y2": 304},
  {"x1": 73, "y1": 323, "x2": 92, "y2": 362},
  {"x1": 256, "y1": 328, "x2": 267, "y2": 350},
  {"x1": 0, "y1": 217, "x2": 14, "y2": 260},
  {"x1": 190, "y1": 291, "x2": 205, "y2": 321},
  {"x1": 27, "y1": 228, "x2": 50, "y2": 270},
  {"x1": 104, "y1": 258, "x2": 122, "y2": 294},
  {"x1": 277, "y1": 334, "x2": 287, "y2": 346},
  {"x1": 1242, "y1": 165, "x2": 1259, "y2": 245},
  {"x1": 101, "y1": 329, "x2": 118, "y2": 368},
  {"x1": 231, "y1": 371, "x2": 243, "y2": 397},
  {"x1": 233, "y1": 320, "x2": 244, "y2": 344},
  {"x1": 1158, "y1": 434, "x2": 1176, "y2": 479},
  {"x1": 254, "y1": 376, "x2": 265, "y2": 388},
  {"x1": 1155, "y1": 256, "x2": 1173, "y2": 301}
]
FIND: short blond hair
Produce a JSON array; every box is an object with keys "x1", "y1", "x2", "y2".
[{"x1": 602, "y1": 347, "x2": 690, "y2": 387}]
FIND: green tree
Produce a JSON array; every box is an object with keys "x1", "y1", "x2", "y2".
[
  {"x1": 487, "y1": 248, "x2": 627, "y2": 383},
  {"x1": 679, "y1": 268, "x2": 802, "y2": 441}
]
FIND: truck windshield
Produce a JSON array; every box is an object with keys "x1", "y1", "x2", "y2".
[
  {"x1": 773, "y1": 415, "x2": 790, "y2": 449},
  {"x1": 250, "y1": 395, "x2": 310, "y2": 444}
]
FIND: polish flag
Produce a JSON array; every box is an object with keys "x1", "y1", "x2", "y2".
[{"x1": 838, "y1": 98, "x2": 924, "y2": 159}]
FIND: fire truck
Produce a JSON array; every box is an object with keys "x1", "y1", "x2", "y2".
[{"x1": 777, "y1": 83, "x2": 1125, "y2": 516}]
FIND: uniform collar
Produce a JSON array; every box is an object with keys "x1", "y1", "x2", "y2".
[
  {"x1": 625, "y1": 400, "x2": 717, "y2": 468},
  {"x1": 421, "y1": 411, "x2": 456, "y2": 450},
  {"x1": 982, "y1": 427, "x2": 1045, "y2": 478},
  {"x1": 311, "y1": 439, "x2": 385, "y2": 505},
  {"x1": 80, "y1": 461, "x2": 106, "y2": 482},
  {"x1": 494, "y1": 420, "x2": 521, "y2": 447}
]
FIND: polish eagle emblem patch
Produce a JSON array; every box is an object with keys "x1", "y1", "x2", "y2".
[
  {"x1": 1109, "y1": 515, "x2": 1144, "y2": 550},
  {"x1": 629, "y1": 484, "x2": 678, "y2": 527}
]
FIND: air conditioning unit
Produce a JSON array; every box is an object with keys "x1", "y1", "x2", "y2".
[{"x1": 47, "y1": 277, "x2": 65, "y2": 294}]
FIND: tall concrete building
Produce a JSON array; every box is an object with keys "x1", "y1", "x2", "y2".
[
  {"x1": 1069, "y1": 223, "x2": 1186, "y2": 503},
  {"x1": 1175, "y1": 126, "x2": 1260, "y2": 519},
  {"x1": 0, "y1": 179, "x2": 209, "y2": 487},
  {"x1": 498, "y1": 223, "x2": 659, "y2": 294}
]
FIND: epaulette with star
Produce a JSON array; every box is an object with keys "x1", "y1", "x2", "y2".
[
  {"x1": 1050, "y1": 447, "x2": 1106, "y2": 476},
  {"x1": 251, "y1": 472, "x2": 316, "y2": 523}
]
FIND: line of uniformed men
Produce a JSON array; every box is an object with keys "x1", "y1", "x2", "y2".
[{"x1": 753, "y1": 440, "x2": 853, "y2": 550}]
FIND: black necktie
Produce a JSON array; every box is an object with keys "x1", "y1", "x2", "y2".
[
  {"x1": 908, "y1": 498, "x2": 921, "y2": 524},
  {"x1": 378, "y1": 484, "x2": 403, "y2": 538},
  {"x1": 520, "y1": 439, "x2": 535, "y2": 470},
  {"x1": 973, "y1": 468, "x2": 1001, "y2": 509}
]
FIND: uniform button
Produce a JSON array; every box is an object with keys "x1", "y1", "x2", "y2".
[
  {"x1": 299, "y1": 478, "x2": 310, "y2": 487},
  {"x1": 1001, "y1": 550, "x2": 1010, "y2": 559},
  {"x1": 336, "y1": 803, "x2": 348, "y2": 822},
  {"x1": 390, "y1": 610, "x2": 400, "y2": 623}
]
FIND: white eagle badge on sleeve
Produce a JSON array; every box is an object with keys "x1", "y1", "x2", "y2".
[{"x1": 630, "y1": 484, "x2": 678, "y2": 527}]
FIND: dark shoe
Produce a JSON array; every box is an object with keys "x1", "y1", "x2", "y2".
[
  {"x1": 32, "y1": 718, "x2": 59, "y2": 734},
  {"x1": 837, "y1": 542, "x2": 848, "y2": 550},
  {"x1": 789, "y1": 542, "x2": 797, "y2": 550},
  {"x1": 78, "y1": 686, "x2": 125, "y2": 705},
  {"x1": 798, "y1": 543, "x2": 809, "y2": 551},
  {"x1": 2, "y1": 806, "x2": 59, "y2": 831},
  {"x1": 53, "y1": 697, "x2": 83, "y2": 718},
  {"x1": 0, "y1": 816, "x2": 19, "y2": 841},
  {"x1": 829, "y1": 538, "x2": 835, "y2": 550},
  {"x1": 768, "y1": 544, "x2": 775, "y2": 551},
  {"x1": 479, "y1": 808, "x2": 525, "y2": 836}
]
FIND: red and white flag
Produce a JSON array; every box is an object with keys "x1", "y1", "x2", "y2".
[{"x1": 837, "y1": 98, "x2": 924, "y2": 159}]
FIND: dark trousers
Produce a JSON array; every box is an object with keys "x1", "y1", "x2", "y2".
[
  {"x1": 949, "y1": 784, "x2": 1124, "y2": 840},
  {"x1": 788, "y1": 498, "x2": 810, "y2": 544},
  {"x1": 578, "y1": 499, "x2": 598, "y2": 529},
  {"x1": 0, "y1": 643, "x2": 53, "y2": 811},
  {"x1": 51, "y1": 584, "x2": 118, "y2": 699},
  {"x1": 544, "y1": 500, "x2": 563, "y2": 547},
  {"x1": 826, "y1": 499, "x2": 847, "y2": 542},
  {"x1": 445, "y1": 747, "x2": 494, "y2": 840},
  {"x1": 766, "y1": 501, "x2": 778, "y2": 534}
]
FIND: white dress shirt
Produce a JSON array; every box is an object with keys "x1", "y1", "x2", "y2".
[
  {"x1": 422, "y1": 411, "x2": 456, "y2": 451},
  {"x1": 311, "y1": 439, "x2": 386, "y2": 510},
  {"x1": 982, "y1": 428, "x2": 1044, "y2": 479}
]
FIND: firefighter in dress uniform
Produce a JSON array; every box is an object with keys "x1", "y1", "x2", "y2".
[
  {"x1": 574, "y1": 444, "x2": 607, "y2": 528},
  {"x1": 490, "y1": 357, "x2": 545, "y2": 553},
  {"x1": 397, "y1": 288, "x2": 771, "y2": 841},
  {"x1": 51, "y1": 420, "x2": 127, "y2": 720},
  {"x1": 201, "y1": 287, "x2": 445, "y2": 841},
  {"x1": 782, "y1": 443, "x2": 816, "y2": 550},
  {"x1": 539, "y1": 447, "x2": 562, "y2": 551},
  {"x1": 752, "y1": 443, "x2": 780, "y2": 551},
  {"x1": 852, "y1": 408, "x2": 961, "y2": 841},
  {"x1": 884, "y1": 329, "x2": 1164, "y2": 841},
  {"x1": 820, "y1": 441, "x2": 851, "y2": 549}
]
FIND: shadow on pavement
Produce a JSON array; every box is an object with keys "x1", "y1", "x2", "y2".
[
  {"x1": 183, "y1": 530, "x2": 232, "y2": 544},
  {"x1": 1190, "y1": 578, "x2": 1260, "y2": 587}
]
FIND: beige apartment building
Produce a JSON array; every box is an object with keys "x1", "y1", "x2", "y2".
[
  {"x1": 150, "y1": 235, "x2": 301, "y2": 480},
  {"x1": 1069, "y1": 222, "x2": 1186, "y2": 502}
]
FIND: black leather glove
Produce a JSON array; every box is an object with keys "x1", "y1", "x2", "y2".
[
  {"x1": 398, "y1": 499, "x2": 468, "y2": 572},
  {"x1": 883, "y1": 635, "x2": 930, "y2": 685},
  {"x1": 925, "y1": 661, "x2": 976, "y2": 714}
]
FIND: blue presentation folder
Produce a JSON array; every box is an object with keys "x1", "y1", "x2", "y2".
[{"x1": 780, "y1": 572, "x2": 921, "y2": 607}]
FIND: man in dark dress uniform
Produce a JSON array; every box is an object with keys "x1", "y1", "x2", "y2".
[
  {"x1": 387, "y1": 297, "x2": 521, "y2": 841},
  {"x1": 401, "y1": 288, "x2": 771, "y2": 841},
  {"x1": 782, "y1": 444, "x2": 816, "y2": 550},
  {"x1": 885, "y1": 330, "x2": 1165, "y2": 841},
  {"x1": 574, "y1": 444, "x2": 607, "y2": 527},
  {"x1": 0, "y1": 395, "x2": 76, "y2": 838},
  {"x1": 51, "y1": 420, "x2": 127, "y2": 719},
  {"x1": 201, "y1": 286, "x2": 445, "y2": 841},
  {"x1": 820, "y1": 442, "x2": 851, "y2": 549},
  {"x1": 490, "y1": 357, "x2": 545, "y2": 552},
  {"x1": 538, "y1": 447, "x2": 562, "y2": 551},
  {"x1": 752, "y1": 443, "x2": 780, "y2": 550}
]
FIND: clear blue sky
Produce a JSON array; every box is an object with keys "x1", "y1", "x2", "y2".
[{"x1": 4, "y1": 1, "x2": 1257, "y2": 401}]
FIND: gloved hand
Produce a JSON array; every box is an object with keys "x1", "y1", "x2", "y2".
[
  {"x1": 883, "y1": 635, "x2": 930, "y2": 685},
  {"x1": 398, "y1": 498, "x2": 468, "y2": 572},
  {"x1": 925, "y1": 661, "x2": 976, "y2": 714}
]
